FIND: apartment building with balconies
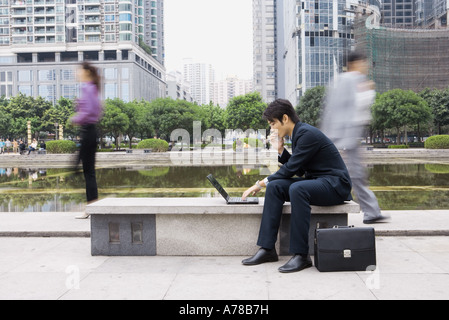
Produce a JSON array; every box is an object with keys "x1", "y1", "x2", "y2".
[{"x1": 0, "y1": 0, "x2": 165, "y2": 103}]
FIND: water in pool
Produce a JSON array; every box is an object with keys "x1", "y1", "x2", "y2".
[{"x1": 0, "y1": 164, "x2": 448, "y2": 212}]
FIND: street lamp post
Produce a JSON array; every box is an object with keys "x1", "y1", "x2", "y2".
[
  {"x1": 54, "y1": 123, "x2": 59, "y2": 140},
  {"x1": 27, "y1": 121, "x2": 31, "y2": 144}
]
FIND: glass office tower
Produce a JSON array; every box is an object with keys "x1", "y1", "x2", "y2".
[
  {"x1": 277, "y1": 0, "x2": 354, "y2": 104},
  {"x1": 298, "y1": 0, "x2": 353, "y2": 95}
]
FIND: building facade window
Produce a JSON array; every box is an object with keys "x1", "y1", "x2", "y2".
[
  {"x1": 104, "y1": 68, "x2": 117, "y2": 80},
  {"x1": 18, "y1": 85, "x2": 33, "y2": 96},
  {"x1": 18, "y1": 70, "x2": 33, "y2": 82},
  {"x1": 104, "y1": 83, "x2": 117, "y2": 99}
]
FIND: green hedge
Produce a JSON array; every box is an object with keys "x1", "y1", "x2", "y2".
[
  {"x1": 408, "y1": 142, "x2": 425, "y2": 148},
  {"x1": 425, "y1": 135, "x2": 449, "y2": 149},
  {"x1": 136, "y1": 139, "x2": 169, "y2": 152},
  {"x1": 46, "y1": 140, "x2": 77, "y2": 154},
  {"x1": 388, "y1": 145, "x2": 409, "y2": 149}
]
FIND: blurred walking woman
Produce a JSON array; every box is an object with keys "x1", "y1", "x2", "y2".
[{"x1": 71, "y1": 62, "x2": 103, "y2": 219}]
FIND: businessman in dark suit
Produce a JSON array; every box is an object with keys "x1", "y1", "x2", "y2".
[{"x1": 241, "y1": 99, "x2": 353, "y2": 273}]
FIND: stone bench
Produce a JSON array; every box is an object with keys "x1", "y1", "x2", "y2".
[
  {"x1": 26, "y1": 150, "x2": 46, "y2": 155},
  {"x1": 87, "y1": 198, "x2": 360, "y2": 257}
]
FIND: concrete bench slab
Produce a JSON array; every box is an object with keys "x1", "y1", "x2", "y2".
[{"x1": 87, "y1": 198, "x2": 360, "y2": 257}]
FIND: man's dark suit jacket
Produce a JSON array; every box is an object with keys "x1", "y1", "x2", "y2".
[{"x1": 267, "y1": 122, "x2": 353, "y2": 201}]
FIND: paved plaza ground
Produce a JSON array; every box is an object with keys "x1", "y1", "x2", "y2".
[{"x1": 0, "y1": 210, "x2": 449, "y2": 300}]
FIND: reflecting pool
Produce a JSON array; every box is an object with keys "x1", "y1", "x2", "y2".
[{"x1": 0, "y1": 164, "x2": 449, "y2": 212}]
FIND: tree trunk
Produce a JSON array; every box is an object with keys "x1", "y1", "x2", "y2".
[
  {"x1": 404, "y1": 125, "x2": 408, "y2": 145},
  {"x1": 114, "y1": 135, "x2": 120, "y2": 150},
  {"x1": 417, "y1": 122, "x2": 421, "y2": 142}
]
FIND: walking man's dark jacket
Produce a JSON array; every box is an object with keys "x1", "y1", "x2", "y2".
[{"x1": 267, "y1": 122, "x2": 352, "y2": 201}]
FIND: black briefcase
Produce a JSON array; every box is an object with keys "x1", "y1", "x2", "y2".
[{"x1": 314, "y1": 226, "x2": 377, "y2": 272}]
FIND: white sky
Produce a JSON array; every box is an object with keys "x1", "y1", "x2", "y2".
[{"x1": 164, "y1": 0, "x2": 254, "y2": 81}]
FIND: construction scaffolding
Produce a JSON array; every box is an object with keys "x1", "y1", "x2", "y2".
[{"x1": 354, "y1": 4, "x2": 449, "y2": 93}]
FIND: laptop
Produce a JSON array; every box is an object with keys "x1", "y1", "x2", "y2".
[{"x1": 207, "y1": 174, "x2": 260, "y2": 205}]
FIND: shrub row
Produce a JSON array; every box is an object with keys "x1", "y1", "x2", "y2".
[
  {"x1": 46, "y1": 139, "x2": 170, "y2": 153},
  {"x1": 41, "y1": 135, "x2": 449, "y2": 153},
  {"x1": 46, "y1": 140, "x2": 77, "y2": 154}
]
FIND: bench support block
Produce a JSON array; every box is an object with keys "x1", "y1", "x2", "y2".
[{"x1": 91, "y1": 214, "x2": 157, "y2": 256}]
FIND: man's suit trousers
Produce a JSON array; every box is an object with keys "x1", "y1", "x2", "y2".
[{"x1": 257, "y1": 178, "x2": 346, "y2": 255}]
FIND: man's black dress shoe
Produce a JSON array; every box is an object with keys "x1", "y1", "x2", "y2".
[
  {"x1": 242, "y1": 248, "x2": 279, "y2": 266},
  {"x1": 364, "y1": 215, "x2": 391, "y2": 224},
  {"x1": 278, "y1": 255, "x2": 313, "y2": 273}
]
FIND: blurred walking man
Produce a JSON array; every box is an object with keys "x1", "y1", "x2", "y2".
[{"x1": 320, "y1": 50, "x2": 390, "y2": 224}]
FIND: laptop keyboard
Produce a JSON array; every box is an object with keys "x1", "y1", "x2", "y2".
[{"x1": 229, "y1": 197, "x2": 258, "y2": 203}]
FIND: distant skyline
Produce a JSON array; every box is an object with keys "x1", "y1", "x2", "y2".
[{"x1": 164, "y1": 0, "x2": 253, "y2": 81}]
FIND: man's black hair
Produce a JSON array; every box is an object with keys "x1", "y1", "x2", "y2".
[
  {"x1": 263, "y1": 99, "x2": 301, "y2": 124},
  {"x1": 347, "y1": 50, "x2": 367, "y2": 63}
]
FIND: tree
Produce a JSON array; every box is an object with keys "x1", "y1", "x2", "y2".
[
  {"x1": 225, "y1": 92, "x2": 268, "y2": 131},
  {"x1": 0, "y1": 109, "x2": 12, "y2": 138},
  {"x1": 202, "y1": 103, "x2": 226, "y2": 131},
  {"x1": 41, "y1": 97, "x2": 76, "y2": 139},
  {"x1": 372, "y1": 89, "x2": 431, "y2": 144},
  {"x1": 405, "y1": 97, "x2": 433, "y2": 142},
  {"x1": 5, "y1": 93, "x2": 32, "y2": 119},
  {"x1": 7, "y1": 118, "x2": 27, "y2": 140},
  {"x1": 196, "y1": 102, "x2": 227, "y2": 144},
  {"x1": 295, "y1": 86, "x2": 326, "y2": 127},
  {"x1": 370, "y1": 92, "x2": 388, "y2": 144},
  {"x1": 135, "y1": 99, "x2": 155, "y2": 140},
  {"x1": 146, "y1": 98, "x2": 202, "y2": 140},
  {"x1": 175, "y1": 99, "x2": 202, "y2": 136},
  {"x1": 56, "y1": 97, "x2": 77, "y2": 139},
  {"x1": 0, "y1": 97, "x2": 13, "y2": 138},
  {"x1": 5, "y1": 93, "x2": 52, "y2": 139},
  {"x1": 121, "y1": 100, "x2": 141, "y2": 149},
  {"x1": 419, "y1": 88, "x2": 449, "y2": 135},
  {"x1": 100, "y1": 99, "x2": 130, "y2": 150}
]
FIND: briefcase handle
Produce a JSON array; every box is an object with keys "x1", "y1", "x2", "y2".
[
  {"x1": 316, "y1": 223, "x2": 355, "y2": 230},
  {"x1": 332, "y1": 225, "x2": 355, "y2": 229}
]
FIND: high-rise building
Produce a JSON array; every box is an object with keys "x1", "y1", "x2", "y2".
[
  {"x1": 212, "y1": 75, "x2": 253, "y2": 108},
  {"x1": 414, "y1": 0, "x2": 448, "y2": 28},
  {"x1": 253, "y1": 0, "x2": 277, "y2": 103},
  {"x1": 381, "y1": 0, "x2": 415, "y2": 28},
  {"x1": 276, "y1": 0, "x2": 354, "y2": 105},
  {"x1": 381, "y1": 0, "x2": 448, "y2": 29},
  {"x1": 145, "y1": 0, "x2": 164, "y2": 65},
  {"x1": 183, "y1": 60, "x2": 215, "y2": 105},
  {"x1": 253, "y1": 0, "x2": 354, "y2": 105},
  {"x1": 0, "y1": 0, "x2": 166, "y2": 103},
  {"x1": 166, "y1": 70, "x2": 193, "y2": 102}
]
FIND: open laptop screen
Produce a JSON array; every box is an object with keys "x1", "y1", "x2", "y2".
[{"x1": 207, "y1": 174, "x2": 229, "y2": 201}]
